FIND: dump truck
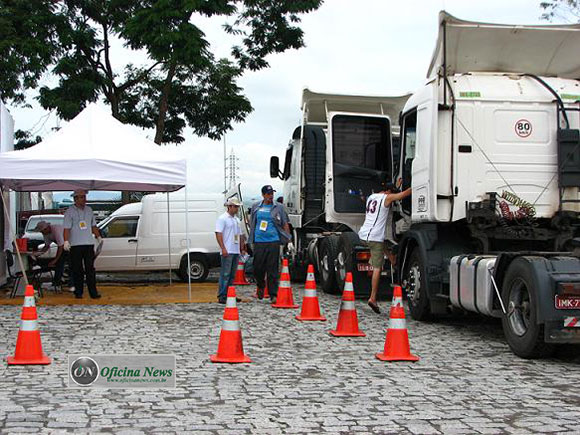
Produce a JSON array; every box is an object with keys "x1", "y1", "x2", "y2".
[
  {"x1": 393, "y1": 12, "x2": 580, "y2": 358},
  {"x1": 269, "y1": 89, "x2": 410, "y2": 296}
]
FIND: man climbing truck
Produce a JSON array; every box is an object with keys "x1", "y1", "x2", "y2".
[
  {"x1": 270, "y1": 89, "x2": 410, "y2": 297},
  {"x1": 393, "y1": 12, "x2": 580, "y2": 358}
]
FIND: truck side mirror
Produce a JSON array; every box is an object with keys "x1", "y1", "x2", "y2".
[{"x1": 270, "y1": 156, "x2": 281, "y2": 179}]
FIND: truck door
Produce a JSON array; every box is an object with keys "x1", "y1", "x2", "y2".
[
  {"x1": 400, "y1": 110, "x2": 417, "y2": 215},
  {"x1": 94, "y1": 216, "x2": 139, "y2": 271},
  {"x1": 326, "y1": 113, "x2": 392, "y2": 230}
]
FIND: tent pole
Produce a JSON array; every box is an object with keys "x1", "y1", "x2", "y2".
[
  {"x1": 1, "y1": 187, "x2": 28, "y2": 287},
  {"x1": 166, "y1": 192, "x2": 172, "y2": 286},
  {"x1": 185, "y1": 185, "x2": 191, "y2": 301}
]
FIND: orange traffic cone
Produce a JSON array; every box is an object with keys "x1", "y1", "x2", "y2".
[
  {"x1": 296, "y1": 264, "x2": 326, "y2": 321},
  {"x1": 210, "y1": 286, "x2": 251, "y2": 363},
  {"x1": 376, "y1": 303, "x2": 419, "y2": 362},
  {"x1": 272, "y1": 259, "x2": 299, "y2": 308},
  {"x1": 233, "y1": 259, "x2": 250, "y2": 285},
  {"x1": 391, "y1": 284, "x2": 403, "y2": 308},
  {"x1": 7, "y1": 285, "x2": 51, "y2": 365},
  {"x1": 330, "y1": 272, "x2": 365, "y2": 336}
]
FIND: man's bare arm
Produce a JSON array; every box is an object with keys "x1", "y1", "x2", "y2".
[{"x1": 385, "y1": 188, "x2": 412, "y2": 206}]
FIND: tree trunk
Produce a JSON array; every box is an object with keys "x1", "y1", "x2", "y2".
[{"x1": 154, "y1": 62, "x2": 177, "y2": 145}]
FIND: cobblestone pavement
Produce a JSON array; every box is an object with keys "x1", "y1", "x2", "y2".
[{"x1": 1, "y1": 282, "x2": 579, "y2": 434}]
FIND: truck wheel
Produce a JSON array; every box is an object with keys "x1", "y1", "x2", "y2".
[
  {"x1": 179, "y1": 254, "x2": 209, "y2": 283},
  {"x1": 501, "y1": 258, "x2": 555, "y2": 359},
  {"x1": 319, "y1": 236, "x2": 339, "y2": 294},
  {"x1": 404, "y1": 248, "x2": 431, "y2": 320},
  {"x1": 335, "y1": 232, "x2": 359, "y2": 292}
]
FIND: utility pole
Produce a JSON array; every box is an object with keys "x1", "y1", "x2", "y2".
[
  {"x1": 225, "y1": 147, "x2": 240, "y2": 191},
  {"x1": 223, "y1": 137, "x2": 227, "y2": 192}
]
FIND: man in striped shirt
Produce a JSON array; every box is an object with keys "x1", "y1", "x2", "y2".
[{"x1": 358, "y1": 182, "x2": 411, "y2": 314}]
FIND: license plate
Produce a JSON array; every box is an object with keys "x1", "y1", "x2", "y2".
[
  {"x1": 357, "y1": 263, "x2": 373, "y2": 272},
  {"x1": 555, "y1": 295, "x2": 580, "y2": 310}
]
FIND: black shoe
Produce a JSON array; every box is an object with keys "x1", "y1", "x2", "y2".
[
  {"x1": 218, "y1": 298, "x2": 227, "y2": 304},
  {"x1": 90, "y1": 293, "x2": 102, "y2": 299},
  {"x1": 368, "y1": 300, "x2": 381, "y2": 314},
  {"x1": 75, "y1": 294, "x2": 83, "y2": 299},
  {"x1": 256, "y1": 288, "x2": 264, "y2": 300},
  {"x1": 236, "y1": 297, "x2": 242, "y2": 303},
  {"x1": 270, "y1": 297, "x2": 277, "y2": 305}
]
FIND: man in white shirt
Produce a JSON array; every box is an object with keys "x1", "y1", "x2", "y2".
[
  {"x1": 215, "y1": 197, "x2": 247, "y2": 304},
  {"x1": 63, "y1": 190, "x2": 102, "y2": 299},
  {"x1": 358, "y1": 182, "x2": 411, "y2": 314}
]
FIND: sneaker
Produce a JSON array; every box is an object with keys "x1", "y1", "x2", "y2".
[
  {"x1": 68, "y1": 286, "x2": 76, "y2": 293},
  {"x1": 256, "y1": 288, "x2": 264, "y2": 300}
]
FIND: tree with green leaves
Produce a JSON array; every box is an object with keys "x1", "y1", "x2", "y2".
[
  {"x1": 0, "y1": 0, "x2": 322, "y2": 146},
  {"x1": 540, "y1": 0, "x2": 580, "y2": 22}
]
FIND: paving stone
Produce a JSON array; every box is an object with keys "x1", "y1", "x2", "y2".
[{"x1": 0, "y1": 283, "x2": 578, "y2": 432}]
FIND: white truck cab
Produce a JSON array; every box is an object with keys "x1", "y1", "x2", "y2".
[
  {"x1": 396, "y1": 11, "x2": 580, "y2": 358},
  {"x1": 271, "y1": 89, "x2": 410, "y2": 293}
]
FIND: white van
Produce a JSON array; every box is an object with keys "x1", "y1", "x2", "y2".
[{"x1": 95, "y1": 192, "x2": 224, "y2": 282}]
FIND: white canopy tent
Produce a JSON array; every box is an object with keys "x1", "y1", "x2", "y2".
[
  {"x1": 0, "y1": 104, "x2": 186, "y2": 192},
  {"x1": 0, "y1": 104, "x2": 193, "y2": 298}
]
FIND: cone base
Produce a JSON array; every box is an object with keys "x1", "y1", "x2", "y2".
[
  {"x1": 233, "y1": 281, "x2": 250, "y2": 285},
  {"x1": 296, "y1": 315, "x2": 326, "y2": 321},
  {"x1": 329, "y1": 329, "x2": 366, "y2": 337},
  {"x1": 7, "y1": 354, "x2": 51, "y2": 365},
  {"x1": 210, "y1": 354, "x2": 251, "y2": 363},
  {"x1": 375, "y1": 352, "x2": 419, "y2": 362},
  {"x1": 272, "y1": 303, "x2": 299, "y2": 309}
]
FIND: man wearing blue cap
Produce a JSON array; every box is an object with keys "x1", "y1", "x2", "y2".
[{"x1": 248, "y1": 185, "x2": 291, "y2": 304}]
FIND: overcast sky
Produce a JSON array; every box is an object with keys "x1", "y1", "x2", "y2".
[{"x1": 8, "y1": 0, "x2": 553, "y2": 202}]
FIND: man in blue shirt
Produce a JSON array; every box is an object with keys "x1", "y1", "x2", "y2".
[{"x1": 249, "y1": 185, "x2": 291, "y2": 304}]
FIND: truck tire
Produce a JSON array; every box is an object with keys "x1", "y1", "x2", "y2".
[
  {"x1": 318, "y1": 236, "x2": 339, "y2": 294},
  {"x1": 179, "y1": 254, "x2": 209, "y2": 283},
  {"x1": 335, "y1": 232, "x2": 359, "y2": 292},
  {"x1": 404, "y1": 248, "x2": 431, "y2": 320},
  {"x1": 501, "y1": 258, "x2": 555, "y2": 359}
]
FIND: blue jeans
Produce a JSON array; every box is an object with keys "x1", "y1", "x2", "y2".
[{"x1": 218, "y1": 254, "x2": 239, "y2": 300}]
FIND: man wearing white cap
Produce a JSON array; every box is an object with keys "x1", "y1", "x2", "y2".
[
  {"x1": 63, "y1": 189, "x2": 102, "y2": 299},
  {"x1": 33, "y1": 220, "x2": 68, "y2": 288},
  {"x1": 215, "y1": 197, "x2": 246, "y2": 304}
]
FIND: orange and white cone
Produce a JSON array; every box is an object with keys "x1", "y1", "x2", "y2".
[
  {"x1": 272, "y1": 259, "x2": 298, "y2": 308},
  {"x1": 376, "y1": 303, "x2": 419, "y2": 362},
  {"x1": 233, "y1": 259, "x2": 250, "y2": 285},
  {"x1": 391, "y1": 284, "x2": 403, "y2": 308},
  {"x1": 7, "y1": 285, "x2": 51, "y2": 365},
  {"x1": 330, "y1": 272, "x2": 365, "y2": 336},
  {"x1": 210, "y1": 286, "x2": 251, "y2": 363},
  {"x1": 296, "y1": 264, "x2": 326, "y2": 321}
]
